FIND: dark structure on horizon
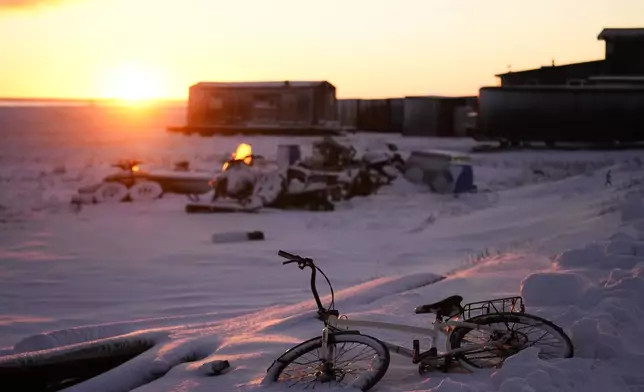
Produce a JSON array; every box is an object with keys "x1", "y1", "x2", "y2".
[
  {"x1": 402, "y1": 96, "x2": 477, "y2": 137},
  {"x1": 337, "y1": 96, "x2": 477, "y2": 137},
  {"x1": 171, "y1": 80, "x2": 479, "y2": 137},
  {"x1": 169, "y1": 81, "x2": 341, "y2": 136},
  {"x1": 496, "y1": 28, "x2": 644, "y2": 86},
  {"x1": 475, "y1": 27, "x2": 644, "y2": 146}
]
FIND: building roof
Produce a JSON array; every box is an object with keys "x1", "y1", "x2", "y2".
[
  {"x1": 192, "y1": 81, "x2": 329, "y2": 89},
  {"x1": 588, "y1": 76, "x2": 644, "y2": 81},
  {"x1": 481, "y1": 85, "x2": 644, "y2": 92},
  {"x1": 494, "y1": 60, "x2": 604, "y2": 77},
  {"x1": 404, "y1": 95, "x2": 477, "y2": 100},
  {"x1": 598, "y1": 28, "x2": 644, "y2": 40}
]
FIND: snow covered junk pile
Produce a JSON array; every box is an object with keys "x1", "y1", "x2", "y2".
[
  {"x1": 402, "y1": 150, "x2": 477, "y2": 194},
  {"x1": 69, "y1": 138, "x2": 408, "y2": 212},
  {"x1": 186, "y1": 138, "x2": 407, "y2": 213},
  {"x1": 274, "y1": 138, "x2": 405, "y2": 206},
  {"x1": 71, "y1": 159, "x2": 215, "y2": 205}
]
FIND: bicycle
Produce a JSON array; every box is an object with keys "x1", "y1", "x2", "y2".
[{"x1": 262, "y1": 251, "x2": 574, "y2": 391}]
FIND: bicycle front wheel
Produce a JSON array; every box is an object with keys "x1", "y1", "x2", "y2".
[
  {"x1": 263, "y1": 332, "x2": 390, "y2": 391},
  {"x1": 449, "y1": 312, "x2": 573, "y2": 370}
]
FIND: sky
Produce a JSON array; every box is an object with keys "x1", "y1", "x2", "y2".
[{"x1": 1, "y1": 0, "x2": 643, "y2": 100}]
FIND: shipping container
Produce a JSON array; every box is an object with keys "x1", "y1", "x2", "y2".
[
  {"x1": 356, "y1": 99, "x2": 401, "y2": 133},
  {"x1": 337, "y1": 99, "x2": 360, "y2": 129},
  {"x1": 186, "y1": 81, "x2": 336, "y2": 128},
  {"x1": 403, "y1": 97, "x2": 439, "y2": 136},
  {"x1": 337, "y1": 98, "x2": 403, "y2": 132},
  {"x1": 402, "y1": 96, "x2": 475, "y2": 137},
  {"x1": 476, "y1": 86, "x2": 644, "y2": 144},
  {"x1": 390, "y1": 98, "x2": 404, "y2": 133}
]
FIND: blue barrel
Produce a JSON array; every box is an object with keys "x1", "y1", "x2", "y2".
[{"x1": 453, "y1": 165, "x2": 477, "y2": 194}]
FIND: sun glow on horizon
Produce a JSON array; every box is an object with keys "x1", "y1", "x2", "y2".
[
  {"x1": 2, "y1": 0, "x2": 644, "y2": 99},
  {"x1": 101, "y1": 64, "x2": 165, "y2": 105}
]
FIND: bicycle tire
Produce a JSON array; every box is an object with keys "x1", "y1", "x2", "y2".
[
  {"x1": 448, "y1": 312, "x2": 573, "y2": 371},
  {"x1": 262, "y1": 332, "x2": 390, "y2": 391}
]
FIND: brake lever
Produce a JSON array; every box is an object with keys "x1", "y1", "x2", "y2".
[{"x1": 282, "y1": 260, "x2": 298, "y2": 265}]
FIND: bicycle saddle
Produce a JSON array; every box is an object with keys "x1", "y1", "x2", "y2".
[{"x1": 414, "y1": 295, "x2": 464, "y2": 317}]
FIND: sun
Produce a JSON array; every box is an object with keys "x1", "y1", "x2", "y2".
[{"x1": 101, "y1": 63, "x2": 164, "y2": 104}]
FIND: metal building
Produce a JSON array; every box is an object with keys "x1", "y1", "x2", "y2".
[
  {"x1": 177, "y1": 81, "x2": 339, "y2": 136},
  {"x1": 337, "y1": 99, "x2": 360, "y2": 130},
  {"x1": 476, "y1": 85, "x2": 644, "y2": 144},
  {"x1": 496, "y1": 28, "x2": 644, "y2": 87},
  {"x1": 475, "y1": 27, "x2": 644, "y2": 145},
  {"x1": 402, "y1": 96, "x2": 477, "y2": 137},
  {"x1": 337, "y1": 98, "x2": 403, "y2": 133},
  {"x1": 337, "y1": 97, "x2": 474, "y2": 136}
]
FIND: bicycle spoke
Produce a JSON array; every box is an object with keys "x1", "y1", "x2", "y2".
[
  {"x1": 452, "y1": 314, "x2": 572, "y2": 369},
  {"x1": 278, "y1": 339, "x2": 382, "y2": 388}
]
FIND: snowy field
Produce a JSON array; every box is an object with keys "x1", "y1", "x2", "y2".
[{"x1": 1, "y1": 104, "x2": 644, "y2": 391}]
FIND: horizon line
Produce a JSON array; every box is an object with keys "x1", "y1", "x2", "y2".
[{"x1": 0, "y1": 97, "x2": 187, "y2": 102}]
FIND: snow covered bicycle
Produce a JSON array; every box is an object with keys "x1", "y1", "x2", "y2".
[{"x1": 263, "y1": 251, "x2": 574, "y2": 391}]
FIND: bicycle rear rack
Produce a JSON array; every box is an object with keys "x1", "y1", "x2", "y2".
[{"x1": 451, "y1": 296, "x2": 525, "y2": 320}]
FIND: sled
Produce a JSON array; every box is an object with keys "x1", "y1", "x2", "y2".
[{"x1": 72, "y1": 159, "x2": 216, "y2": 205}]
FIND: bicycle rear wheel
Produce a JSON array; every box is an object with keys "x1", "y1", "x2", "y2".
[
  {"x1": 262, "y1": 332, "x2": 390, "y2": 391},
  {"x1": 449, "y1": 312, "x2": 573, "y2": 371}
]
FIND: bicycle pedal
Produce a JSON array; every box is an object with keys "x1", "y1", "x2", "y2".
[
  {"x1": 418, "y1": 363, "x2": 433, "y2": 375},
  {"x1": 418, "y1": 359, "x2": 442, "y2": 375}
]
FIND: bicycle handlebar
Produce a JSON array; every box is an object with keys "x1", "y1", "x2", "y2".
[
  {"x1": 278, "y1": 250, "x2": 296, "y2": 258},
  {"x1": 278, "y1": 250, "x2": 300, "y2": 264},
  {"x1": 278, "y1": 250, "x2": 329, "y2": 314}
]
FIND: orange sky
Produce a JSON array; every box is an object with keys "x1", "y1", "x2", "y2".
[{"x1": 1, "y1": 0, "x2": 643, "y2": 100}]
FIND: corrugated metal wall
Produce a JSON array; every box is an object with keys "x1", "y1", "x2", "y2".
[
  {"x1": 402, "y1": 97, "x2": 476, "y2": 137},
  {"x1": 390, "y1": 99, "x2": 404, "y2": 133},
  {"x1": 477, "y1": 86, "x2": 644, "y2": 142},
  {"x1": 402, "y1": 97, "x2": 439, "y2": 136},
  {"x1": 337, "y1": 99, "x2": 360, "y2": 129},
  {"x1": 338, "y1": 96, "x2": 476, "y2": 136},
  {"x1": 357, "y1": 99, "x2": 398, "y2": 133},
  {"x1": 337, "y1": 98, "x2": 403, "y2": 132},
  {"x1": 187, "y1": 84, "x2": 337, "y2": 127}
]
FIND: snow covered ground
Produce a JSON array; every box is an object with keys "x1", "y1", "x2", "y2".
[{"x1": 1, "y1": 105, "x2": 644, "y2": 391}]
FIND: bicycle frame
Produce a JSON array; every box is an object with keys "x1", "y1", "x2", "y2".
[
  {"x1": 276, "y1": 250, "x2": 514, "y2": 369},
  {"x1": 322, "y1": 313, "x2": 505, "y2": 365}
]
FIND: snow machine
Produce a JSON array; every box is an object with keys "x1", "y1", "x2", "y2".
[
  {"x1": 184, "y1": 157, "x2": 336, "y2": 213},
  {"x1": 71, "y1": 159, "x2": 216, "y2": 205},
  {"x1": 185, "y1": 157, "x2": 266, "y2": 213},
  {"x1": 185, "y1": 143, "x2": 278, "y2": 213},
  {"x1": 185, "y1": 144, "x2": 336, "y2": 213},
  {"x1": 292, "y1": 137, "x2": 406, "y2": 200},
  {"x1": 184, "y1": 138, "x2": 406, "y2": 213}
]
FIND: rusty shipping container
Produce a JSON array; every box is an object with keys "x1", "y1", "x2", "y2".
[{"x1": 186, "y1": 81, "x2": 337, "y2": 128}]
